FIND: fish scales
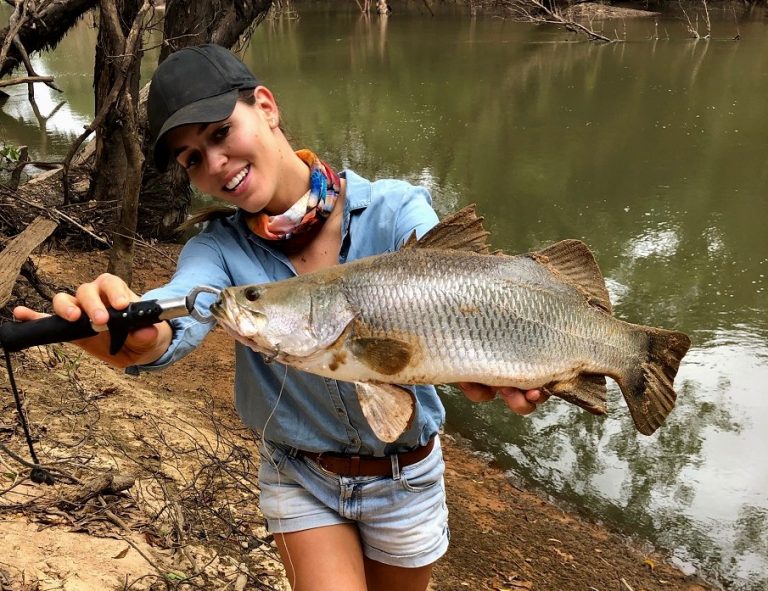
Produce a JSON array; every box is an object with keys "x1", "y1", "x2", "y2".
[
  {"x1": 338, "y1": 250, "x2": 643, "y2": 387},
  {"x1": 210, "y1": 204, "x2": 691, "y2": 438}
]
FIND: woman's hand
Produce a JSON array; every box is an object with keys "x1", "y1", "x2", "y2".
[
  {"x1": 457, "y1": 382, "x2": 550, "y2": 416},
  {"x1": 12, "y1": 273, "x2": 172, "y2": 368}
]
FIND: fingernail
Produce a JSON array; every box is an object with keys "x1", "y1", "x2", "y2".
[
  {"x1": 66, "y1": 307, "x2": 78, "y2": 319},
  {"x1": 115, "y1": 295, "x2": 129, "y2": 307}
]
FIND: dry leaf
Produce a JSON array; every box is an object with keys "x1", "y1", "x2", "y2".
[{"x1": 112, "y1": 546, "x2": 130, "y2": 559}]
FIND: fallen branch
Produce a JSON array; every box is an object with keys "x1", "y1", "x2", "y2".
[
  {"x1": 0, "y1": 75, "x2": 55, "y2": 89},
  {"x1": 0, "y1": 0, "x2": 97, "y2": 78},
  {"x1": 0, "y1": 215, "x2": 58, "y2": 308},
  {"x1": 0, "y1": 441, "x2": 81, "y2": 486},
  {"x1": 13, "y1": 195, "x2": 111, "y2": 247},
  {"x1": 50, "y1": 472, "x2": 135, "y2": 509},
  {"x1": 11, "y1": 34, "x2": 62, "y2": 98},
  {"x1": 679, "y1": 0, "x2": 711, "y2": 40},
  {"x1": 0, "y1": 0, "x2": 27, "y2": 72},
  {"x1": 505, "y1": 0, "x2": 615, "y2": 43}
]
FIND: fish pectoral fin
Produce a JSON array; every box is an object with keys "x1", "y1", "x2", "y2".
[
  {"x1": 403, "y1": 204, "x2": 491, "y2": 254},
  {"x1": 349, "y1": 337, "x2": 413, "y2": 376},
  {"x1": 355, "y1": 383, "x2": 415, "y2": 443},
  {"x1": 547, "y1": 374, "x2": 608, "y2": 415},
  {"x1": 531, "y1": 240, "x2": 612, "y2": 314}
]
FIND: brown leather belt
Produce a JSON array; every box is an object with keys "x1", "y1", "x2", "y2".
[{"x1": 298, "y1": 436, "x2": 435, "y2": 477}]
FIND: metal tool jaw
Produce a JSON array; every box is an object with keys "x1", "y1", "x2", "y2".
[{"x1": 156, "y1": 285, "x2": 221, "y2": 324}]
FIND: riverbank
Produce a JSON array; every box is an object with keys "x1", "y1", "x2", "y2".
[{"x1": 0, "y1": 244, "x2": 714, "y2": 591}]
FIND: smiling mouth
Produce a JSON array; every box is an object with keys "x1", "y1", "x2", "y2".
[{"x1": 224, "y1": 165, "x2": 250, "y2": 192}]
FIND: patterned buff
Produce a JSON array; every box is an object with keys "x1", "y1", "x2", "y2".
[{"x1": 246, "y1": 149, "x2": 341, "y2": 240}]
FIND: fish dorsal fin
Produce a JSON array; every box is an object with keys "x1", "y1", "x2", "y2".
[
  {"x1": 403, "y1": 204, "x2": 491, "y2": 254},
  {"x1": 532, "y1": 240, "x2": 612, "y2": 314}
]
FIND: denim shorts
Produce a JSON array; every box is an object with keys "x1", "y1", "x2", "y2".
[{"x1": 258, "y1": 436, "x2": 450, "y2": 568}]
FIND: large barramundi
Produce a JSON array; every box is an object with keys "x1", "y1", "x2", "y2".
[{"x1": 210, "y1": 206, "x2": 691, "y2": 441}]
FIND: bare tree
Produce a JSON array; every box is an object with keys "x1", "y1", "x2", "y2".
[
  {"x1": 87, "y1": 0, "x2": 153, "y2": 282},
  {"x1": 0, "y1": 0, "x2": 97, "y2": 78},
  {"x1": 679, "y1": 0, "x2": 712, "y2": 40},
  {"x1": 0, "y1": 0, "x2": 81, "y2": 95},
  {"x1": 504, "y1": 0, "x2": 615, "y2": 43}
]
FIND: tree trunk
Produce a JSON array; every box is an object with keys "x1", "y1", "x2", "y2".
[
  {"x1": 88, "y1": 0, "x2": 149, "y2": 285},
  {"x1": 0, "y1": 0, "x2": 98, "y2": 77},
  {"x1": 109, "y1": 90, "x2": 144, "y2": 281},
  {"x1": 89, "y1": 0, "x2": 142, "y2": 205},
  {"x1": 136, "y1": 0, "x2": 273, "y2": 241},
  {"x1": 160, "y1": 0, "x2": 273, "y2": 60}
]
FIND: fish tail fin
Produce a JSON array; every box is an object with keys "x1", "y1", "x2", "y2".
[{"x1": 618, "y1": 328, "x2": 691, "y2": 435}]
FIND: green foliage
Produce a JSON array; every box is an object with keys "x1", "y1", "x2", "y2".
[
  {"x1": 0, "y1": 144, "x2": 22, "y2": 164},
  {"x1": 165, "y1": 572, "x2": 187, "y2": 582}
]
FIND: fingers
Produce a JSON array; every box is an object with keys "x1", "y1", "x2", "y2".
[
  {"x1": 121, "y1": 325, "x2": 162, "y2": 355},
  {"x1": 458, "y1": 383, "x2": 550, "y2": 416},
  {"x1": 498, "y1": 388, "x2": 538, "y2": 416},
  {"x1": 12, "y1": 306, "x2": 50, "y2": 322},
  {"x1": 529, "y1": 389, "x2": 550, "y2": 405},
  {"x1": 52, "y1": 274, "x2": 136, "y2": 326},
  {"x1": 11, "y1": 274, "x2": 170, "y2": 368},
  {"x1": 456, "y1": 382, "x2": 496, "y2": 402}
]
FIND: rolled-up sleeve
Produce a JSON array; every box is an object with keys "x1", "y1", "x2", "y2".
[{"x1": 126, "y1": 235, "x2": 233, "y2": 374}]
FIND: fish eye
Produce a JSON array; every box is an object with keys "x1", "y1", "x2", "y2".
[{"x1": 244, "y1": 287, "x2": 260, "y2": 302}]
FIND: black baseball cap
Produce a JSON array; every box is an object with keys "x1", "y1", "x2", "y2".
[{"x1": 148, "y1": 44, "x2": 259, "y2": 171}]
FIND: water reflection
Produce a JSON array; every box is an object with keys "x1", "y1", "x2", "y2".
[
  {"x1": 445, "y1": 329, "x2": 768, "y2": 589},
  {"x1": 2, "y1": 5, "x2": 768, "y2": 589},
  {"x1": 0, "y1": 6, "x2": 95, "y2": 160}
]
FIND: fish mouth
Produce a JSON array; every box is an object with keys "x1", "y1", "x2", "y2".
[
  {"x1": 210, "y1": 290, "x2": 280, "y2": 359},
  {"x1": 209, "y1": 297, "x2": 225, "y2": 320},
  {"x1": 210, "y1": 292, "x2": 267, "y2": 340}
]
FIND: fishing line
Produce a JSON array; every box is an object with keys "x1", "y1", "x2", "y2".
[
  {"x1": 1, "y1": 346, "x2": 55, "y2": 485},
  {"x1": 261, "y1": 361, "x2": 297, "y2": 590}
]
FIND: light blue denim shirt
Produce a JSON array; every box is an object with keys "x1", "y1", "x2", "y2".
[{"x1": 129, "y1": 170, "x2": 444, "y2": 456}]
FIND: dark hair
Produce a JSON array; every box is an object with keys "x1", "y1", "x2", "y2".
[
  {"x1": 176, "y1": 204, "x2": 237, "y2": 233},
  {"x1": 238, "y1": 88, "x2": 257, "y2": 105}
]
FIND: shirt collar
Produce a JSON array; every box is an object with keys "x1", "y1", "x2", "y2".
[{"x1": 339, "y1": 169, "x2": 371, "y2": 211}]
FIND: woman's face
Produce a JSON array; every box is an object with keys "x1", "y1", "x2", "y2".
[{"x1": 166, "y1": 87, "x2": 295, "y2": 213}]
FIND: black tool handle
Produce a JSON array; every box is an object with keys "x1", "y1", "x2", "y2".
[
  {"x1": 0, "y1": 300, "x2": 165, "y2": 354},
  {"x1": 0, "y1": 315, "x2": 96, "y2": 353}
]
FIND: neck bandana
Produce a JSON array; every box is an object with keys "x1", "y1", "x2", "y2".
[{"x1": 246, "y1": 149, "x2": 341, "y2": 241}]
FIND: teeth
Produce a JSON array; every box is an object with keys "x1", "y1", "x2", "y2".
[{"x1": 225, "y1": 166, "x2": 249, "y2": 190}]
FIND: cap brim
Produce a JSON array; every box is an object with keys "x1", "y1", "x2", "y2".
[{"x1": 152, "y1": 89, "x2": 239, "y2": 171}]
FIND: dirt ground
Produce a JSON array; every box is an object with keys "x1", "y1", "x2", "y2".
[{"x1": 0, "y1": 244, "x2": 714, "y2": 591}]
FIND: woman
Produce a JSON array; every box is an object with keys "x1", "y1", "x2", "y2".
[{"x1": 15, "y1": 44, "x2": 547, "y2": 591}]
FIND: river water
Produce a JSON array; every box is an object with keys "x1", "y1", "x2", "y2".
[{"x1": 1, "y1": 4, "x2": 767, "y2": 589}]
